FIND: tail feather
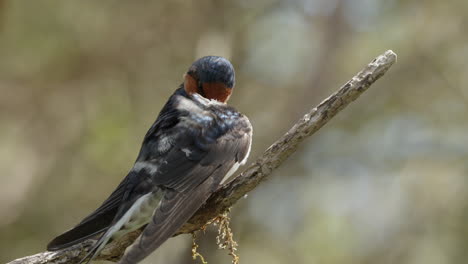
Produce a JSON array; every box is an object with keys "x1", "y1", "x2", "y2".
[
  {"x1": 78, "y1": 230, "x2": 113, "y2": 264},
  {"x1": 78, "y1": 192, "x2": 158, "y2": 263},
  {"x1": 47, "y1": 208, "x2": 115, "y2": 251},
  {"x1": 48, "y1": 175, "x2": 132, "y2": 250}
]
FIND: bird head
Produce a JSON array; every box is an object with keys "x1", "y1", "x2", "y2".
[{"x1": 184, "y1": 56, "x2": 235, "y2": 103}]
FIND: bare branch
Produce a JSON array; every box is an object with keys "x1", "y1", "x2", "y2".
[{"x1": 7, "y1": 50, "x2": 397, "y2": 264}]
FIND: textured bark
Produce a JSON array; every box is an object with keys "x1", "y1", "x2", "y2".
[{"x1": 7, "y1": 50, "x2": 397, "y2": 264}]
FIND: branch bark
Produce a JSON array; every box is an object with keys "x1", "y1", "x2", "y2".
[{"x1": 7, "y1": 50, "x2": 397, "y2": 264}]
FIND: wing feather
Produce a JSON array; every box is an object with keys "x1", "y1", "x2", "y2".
[{"x1": 152, "y1": 115, "x2": 252, "y2": 192}]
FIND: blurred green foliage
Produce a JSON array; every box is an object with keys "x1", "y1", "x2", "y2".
[{"x1": 1, "y1": 0, "x2": 468, "y2": 263}]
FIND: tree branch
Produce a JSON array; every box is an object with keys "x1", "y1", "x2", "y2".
[{"x1": 7, "y1": 50, "x2": 397, "y2": 264}]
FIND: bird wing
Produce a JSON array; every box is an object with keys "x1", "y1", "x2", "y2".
[{"x1": 118, "y1": 126, "x2": 252, "y2": 264}]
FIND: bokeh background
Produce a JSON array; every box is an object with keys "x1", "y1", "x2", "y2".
[{"x1": 1, "y1": 0, "x2": 468, "y2": 263}]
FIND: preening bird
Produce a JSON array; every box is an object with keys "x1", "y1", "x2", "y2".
[{"x1": 47, "y1": 56, "x2": 252, "y2": 264}]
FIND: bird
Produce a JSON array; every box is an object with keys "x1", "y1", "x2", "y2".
[{"x1": 47, "y1": 56, "x2": 252, "y2": 264}]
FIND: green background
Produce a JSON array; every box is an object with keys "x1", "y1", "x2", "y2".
[{"x1": 1, "y1": 1, "x2": 468, "y2": 263}]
